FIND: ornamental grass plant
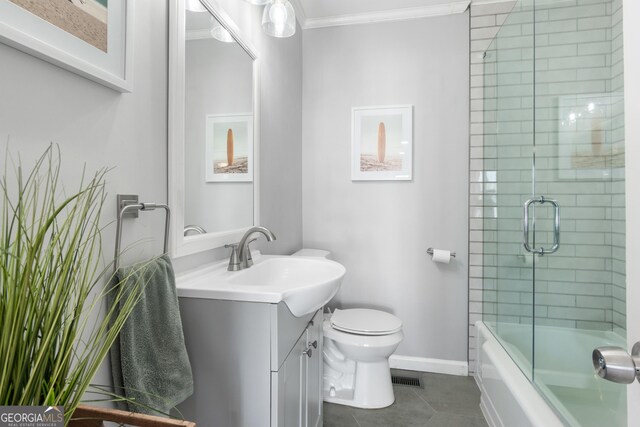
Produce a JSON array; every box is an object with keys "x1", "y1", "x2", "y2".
[{"x1": 0, "y1": 145, "x2": 147, "y2": 425}]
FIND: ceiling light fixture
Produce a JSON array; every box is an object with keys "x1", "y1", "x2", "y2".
[
  {"x1": 242, "y1": 0, "x2": 271, "y2": 5},
  {"x1": 261, "y1": 0, "x2": 296, "y2": 38},
  {"x1": 209, "y1": 16, "x2": 235, "y2": 43},
  {"x1": 210, "y1": 20, "x2": 235, "y2": 43}
]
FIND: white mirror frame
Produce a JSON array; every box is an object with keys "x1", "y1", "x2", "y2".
[{"x1": 168, "y1": 0, "x2": 260, "y2": 258}]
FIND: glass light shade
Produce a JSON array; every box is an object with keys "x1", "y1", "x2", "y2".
[
  {"x1": 262, "y1": 0, "x2": 296, "y2": 38},
  {"x1": 185, "y1": 0, "x2": 207, "y2": 12},
  {"x1": 243, "y1": 0, "x2": 271, "y2": 4},
  {"x1": 211, "y1": 23, "x2": 235, "y2": 43}
]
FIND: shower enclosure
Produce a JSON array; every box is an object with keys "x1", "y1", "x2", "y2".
[{"x1": 481, "y1": 0, "x2": 626, "y2": 425}]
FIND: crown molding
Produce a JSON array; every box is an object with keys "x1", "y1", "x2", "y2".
[
  {"x1": 294, "y1": 1, "x2": 471, "y2": 30},
  {"x1": 290, "y1": 0, "x2": 307, "y2": 28}
]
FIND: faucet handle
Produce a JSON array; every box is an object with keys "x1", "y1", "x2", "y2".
[
  {"x1": 246, "y1": 237, "x2": 259, "y2": 267},
  {"x1": 237, "y1": 226, "x2": 276, "y2": 269},
  {"x1": 225, "y1": 243, "x2": 241, "y2": 271}
]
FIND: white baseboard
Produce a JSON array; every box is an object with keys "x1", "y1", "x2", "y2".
[{"x1": 389, "y1": 355, "x2": 469, "y2": 376}]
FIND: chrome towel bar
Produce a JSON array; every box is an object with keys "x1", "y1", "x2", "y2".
[{"x1": 114, "y1": 194, "x2": 171, "y2": 272}]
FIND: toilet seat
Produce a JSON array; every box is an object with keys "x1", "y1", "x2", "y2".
[{"x1": 331, "y1": 309, "x2": 402, "y2": 336}]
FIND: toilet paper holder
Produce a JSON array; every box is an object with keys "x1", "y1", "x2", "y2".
[{"x1": 426, "y1": 248, "x2": 456, "y2": 259}]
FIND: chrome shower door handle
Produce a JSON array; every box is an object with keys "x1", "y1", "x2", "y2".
[
  {"x1": 523, "y1": 196, "x2": 560, "y2": 256},
  {"x1": 523, "y1": 197, "x2": 536, "y2": 254},
  {"x1": 544, "y1": 196, "x2": 560, "y2": 255}
]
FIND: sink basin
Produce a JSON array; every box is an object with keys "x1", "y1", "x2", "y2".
[{"x1": 175, "y1": 254, "x2": 346, "y2": 317}]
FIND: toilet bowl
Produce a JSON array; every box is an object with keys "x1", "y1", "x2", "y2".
[
  {"x1": 291, "y1": 249, "x2": 404, "y2": 409},
  {"x1": 323, "y1": 308, "x2": 403, "y2": 408}
]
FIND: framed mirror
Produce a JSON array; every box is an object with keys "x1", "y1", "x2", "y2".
[{"x1": 169, "y1": 0, "x2": 259, "y2": 258}]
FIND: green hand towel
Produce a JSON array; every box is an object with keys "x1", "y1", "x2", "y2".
[{"x1": 110, "y1": 254, "x2": 193, "y2": 416}]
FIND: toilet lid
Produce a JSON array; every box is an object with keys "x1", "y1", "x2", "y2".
[{"x1": 330, "y1": 309, "x2": 402, "y2": 336}]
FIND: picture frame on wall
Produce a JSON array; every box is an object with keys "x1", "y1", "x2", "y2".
[
  {"x1": 351, "y1": 105, "x2": 413, "y2": 181},
  {"x1": 205, "y1": 113, "x2": 254, "y2": 183},
  {"x1": 558, "y1": 93, "x2": 624, "y2": 180},
  {"x1": 0, "y1": 0, "x2": 133, "y2": 92}
]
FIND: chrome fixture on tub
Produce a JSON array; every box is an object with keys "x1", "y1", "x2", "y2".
[
  {"x1": 226, "y1": 226, "x2": 276, "y2": 271},
  {"x1": 593, "y1": 343, "x2": 640, "y2": 384}
]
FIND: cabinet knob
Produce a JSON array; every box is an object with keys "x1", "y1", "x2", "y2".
[
  {"x1": 303, "y1": 348, "x2": 312, "y2": 358},
  {"x1": 310, "y1": 340, "x2": 318, "y2": 349}
]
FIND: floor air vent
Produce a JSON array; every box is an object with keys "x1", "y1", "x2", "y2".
[{"x1": 391, "y1": 375, "x2": 423, "y2": 388}]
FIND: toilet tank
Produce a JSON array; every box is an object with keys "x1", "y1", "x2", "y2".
[{"x1": 291, "y1": 248, "x2": 332, "y2": 259}]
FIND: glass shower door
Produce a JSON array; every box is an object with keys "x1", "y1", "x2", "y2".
[
  {"x1": 530, "y1": 0, "x2": 627, "y2": 425},
  {"x1": 482, "y1": 0, "x2": 536, "y2": 380},
  {"x1": 482, "y1": 0, "x2": 627, "y2": 425}
]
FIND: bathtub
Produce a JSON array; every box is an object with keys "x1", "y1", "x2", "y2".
[{"x1": 475, "y1": 321, "x2": 627, "y2": 427}]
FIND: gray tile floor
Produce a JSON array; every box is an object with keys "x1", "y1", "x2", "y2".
[{"x1": 323, "y1": 369, "x2": 489, "y2": 427}]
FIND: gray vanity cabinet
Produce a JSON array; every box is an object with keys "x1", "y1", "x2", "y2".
[
  {"x1": 272, "y1": 309, "x2": 323, "y2": 427},
  {"x1": 177, "y1": 297, "x2": 323, "y2": 427},
  {"x1": 306, "y1": 310, "x2": 323, "y2": 427},
  {"x1": 272, "y1": 331, "x2": 306, "y2": 426}
]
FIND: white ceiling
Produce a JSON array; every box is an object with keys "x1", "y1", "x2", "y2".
[{"x1": 292, "y1": 0, "x2": 473, "y2": 29}]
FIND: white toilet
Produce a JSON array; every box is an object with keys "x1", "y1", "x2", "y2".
[{"x1": 292, "y1": 249, "x2": 404, "y2": 409}]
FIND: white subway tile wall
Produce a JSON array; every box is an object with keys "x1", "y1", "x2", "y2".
[
  {"x1": 468, "y1": 0, "x2": 625, "y2": 373},
  {"x1": 610, "y1": 0, "x2": 625, "y2": 336},
  {"x1": 469, "y1": 0, "x2": 518, "y2": 374}
]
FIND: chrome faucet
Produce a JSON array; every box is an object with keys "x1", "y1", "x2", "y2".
[{"x1": 227, "y1": 226, "x2": 276, "y2": 271}]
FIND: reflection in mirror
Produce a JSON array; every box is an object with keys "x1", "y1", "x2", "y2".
[{"x1": 184, "y1": 5, "x2": 254, "y2": 236}]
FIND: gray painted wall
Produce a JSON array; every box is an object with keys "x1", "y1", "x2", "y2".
[
  {"x1": 256, "y1": 22, "x2": 303, "y2": 256},
  {"x1": 0, "y1": 0, "x2": 303, "y2": 386},
  {"x1": 0, "y1": 0, "x2": 170, "y2": 387},
  {"x1": 302, "y1": 15, "x2": 470, "y2": 362}
]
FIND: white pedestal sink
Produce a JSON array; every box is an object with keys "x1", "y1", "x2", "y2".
[
  {"x1": 175, "y1": 252, "x2": 346, "y2": 317},
  {"x1": 176, "y1": 252, "x2": 345, "y2": 426}
]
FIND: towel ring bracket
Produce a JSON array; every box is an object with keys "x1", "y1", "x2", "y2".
[{"x1": 114, "y1": 194, "x2": 171, "y2": 272}]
